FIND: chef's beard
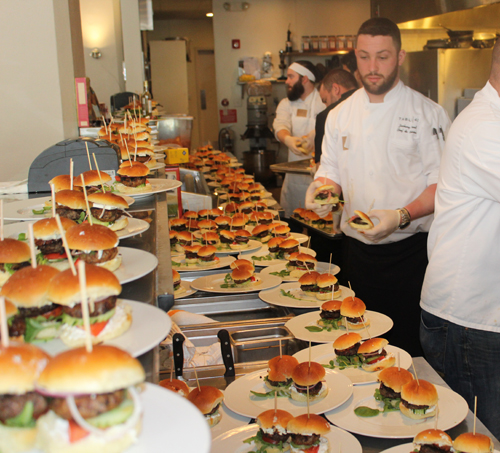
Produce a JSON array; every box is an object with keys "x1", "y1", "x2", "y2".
[
  {"x1": 287, "y1": 80, "x2": 305, "y2": 101},
  {"x1": 361, "y1": 64, "x2": 398, "y2": 96}
]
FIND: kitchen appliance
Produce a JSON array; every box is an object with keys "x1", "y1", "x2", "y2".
[
  {"x1": 157, "y1": 114, "x2": 193, "y2": 149},
  {"x1": 28, "y1": 138, "x2": 119, "y2": 193}
]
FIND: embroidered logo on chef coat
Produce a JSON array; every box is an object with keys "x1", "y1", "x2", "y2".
[
  {"x1": 396, "y1": 116, "x2": 419, "y2": 136},
  {"x1": 296, "y1": 109, "x2": 308, "y2": 118},
  {"x1": 342, "y1": 135, "x2": 349, "y2": 150}
]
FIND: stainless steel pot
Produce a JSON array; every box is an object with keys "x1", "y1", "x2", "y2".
[{"x1": 472, "y1": 33, "x2": 497, "y2": 49}]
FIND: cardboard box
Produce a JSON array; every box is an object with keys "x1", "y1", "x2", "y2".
[{"x1": 165, "y1": 148, "x2": 189, "y2": 164}]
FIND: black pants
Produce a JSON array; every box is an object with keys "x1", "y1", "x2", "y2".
[{"x1": 341, "y1": 234, "x2": 428, "y2": 357}]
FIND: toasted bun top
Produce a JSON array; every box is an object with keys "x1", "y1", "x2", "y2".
[
  {"x1": 198, "y1": 220, "x2": 216, "y2": 229},
  {"x1": 316, "y1": 273, "x2": 338, "y2": 288},
  {"x1": 252, "y1": 224, "x2": 271, "y2": 235},
  {"x1": 358, "y1": 337, "x2": 389, "y2": 354},
  {"x1": 220, "y1": 230, "x2": 235, "y2": 239},
  {"x1": 177, "y1": 231, "x2": 194, "y2": 242},
  {"x1": 257, "y1": 409, "x2": 294, "y2": 430},
  {"x1": 66, "y1": 223, "x2": 119, "y2": 251},
  {"x1": 313, "y1": 184, "x2": 335, "y2": 196},
  {"x1": 210, "y1": 208, "x2": 223, "y2": 216},
  {"x1": 0, "y1": 342, "x2": 51, "y2": 394},
  {"x1": 159, "y1": 378, "x2": 190, "y2": 396},
  {"x1": 87, "y1": 192, "x2": 129, "y2": 209},
  {"x1": 33, "y1": 216, "x2": 76, "y2": 240},
  {"x1": 453, "y1": 432, "x2": 493, "y2": 453},
  {"x1": 258, "y1": 212, "x2": 273, "y2": 220},
  {"x1": 1, "y1": 265, "x2": 60, "y2": 308},
  {"x1": 230, "y1": 259, "x2": 254, "y2": 271},
  {"x1": 296, "y1": 253, "x2": 317, "y2": 263},
  {"x1": 215, "y1": 216, "x2": 231, "y2": 225},
  {"x1": 36, "y1": 345, "x2": 144, "y2": 394},
  {"x1": 299, "y1": 272, "x2": 319, "y2": 285},
  {"x1": 378, "y1": 367, "x2": 414, "y2": 392},
  {"x1": 200, "y1": 232, "x2": 219, "y2": 242},
  {"x1": 4, "y1": 299, "x2": 17, "y2": 318},
  {"x1": 234, "y1": 229, "x2": 251, "y2": 238},
  {"x1": 183, "y1": 211, "x2": 198, "y2": 219},
  {"x1": 49, "y1": 174, "x2": 73, "y2": 192},
  {"x1": 340, "y1": 297, "x2": 366, "y2": 317},
  {"x1": 268, "y1": 237, "x2": 284, "y2": 248},
  {"x1": 230, "y1": 217, "x2": 246, "y2": 228},
  {"x1": 414, "y1": 429, "x2": 452, "y2": 447},
  {"x1": 287, "y1": 414, "x2": 331, "y2": 436},
  {"x1": 268, "y1": 355, "x2": 299, "y2": 381},
  {"x1": 54, "y1": 190, "x2": 88, "y2": 210},
  {"x1": 198, "y1": 209, "x2": 210, "y2": 217},
  {"x1": 333, "y1": 332, "x2": 362, "y2": 350},
  {"x1": 48, "y1": 263, "x2": 121, "y2": 306},
  {"x1": 187, "y1": 386, "x2": 224, "y2": 415},
  {"x1": 232, "y1": 267, "x2": 253, "y2": 280},
  {"x1": 321, "y1": 300, "x2": 342, "y2": 311},
  {"x1": 172, "y1": 269, "x2": 180, "y2": 284},
  {"x1": 74, "y1": 170, "x2": 112, "y2": 186},
  {"x1": 0, "y1": 238, "x2": 31, "y2": 264},
  {"x1": 239, "y1": 201, "x2": 254, "y2": 210},
  {"x1": 170, "y1": 218, "x2": 187, "y2": 226},
  {"x1": 273, "y1": 225, "x2": 291, "y2": 234},
  {"x1": 280, "y1": 239, "x2": 299, "y2": 250},
  {"x1": 198, "y1": 245, "x2": 217, "y2": 257},
  {"x1": 306, "y1": 211, "x2": 320, "y2": 221},
  {"x1": 401, "y1": 379, "x2": 438, "y2": 406},
  {"x1": 117, "y1": 163, "x2": 149, "y2": 177},
  {"x1": 291, "y1": 361, "x2": 325, "y2": 386},
  {"x1": 183, "y1": 245, "x2": 202, "y2": 254},
  {"x1": 351, "y1": 210, "x2": 374, "y2": 228}
]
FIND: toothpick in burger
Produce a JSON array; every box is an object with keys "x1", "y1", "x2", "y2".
[
  {"x1": 73, "y1": 170, "x2": 112, "y2": 195},
  {"x1": 333, "y1": 332, "x2": 362, "y2": 367},
  {"x1": 230, "y1": 229, "x2": 252, "y2": 250},
  {"x1": 298, "y1": 272, "x2": 320, "y2": 297},
  {"x1": 115, "y1": 162, "x2": 151, "y2": 194},
  {"x1": 287, "y1": 413, "x2": 330, "y2": 453},
  {"x1": 187, "y1": 386, "x2": 224, "y2": 428},
  {"x1": 197, "y1": 245, "x2": 219, "y2": 266},
  {"x1": 340, "y1": 296, "x2": 370, "y2": 330},
  {"x1": 53, "y1": 190, "x2": 88, "y2": 223},
  {"x1": 243, "y1": 409, "x2": 294, "y2": 453},
  {"x1": 357, "y1": 338, "x2": 395, "y2": 372},
  {"x1": 252, "y1": 224, "x2": 272, "y2": 243},
  {"x1": 223, "y1": 267, "x2": 256, "y2": 288},
  {"x1": 0, "y1": 238, "x2": 32, "y2": 287},
  {"x1": 35, "y1": 345, "x2": 145, "y2": 452},
  {"x1": 287, "y1": 253, "x2": 317, "y2": 279},
  {"x1": 412, "y1": 429, "x2": 453, "y2": 453},
  {"x1": 87, "y1": 192, "x2": 130, "y2": 232},
  {"x1": 315, "y1": 273, "x2": 340, "y2": 300},
  {"x1": 264, "y1": 355, "x2": 299, "y2": 393},
  {"x1": 313, "y1": 184, "x2": 340, "y2": 206},
  {"x1": 33, "y1": 217, "x2": 77, "y2": 269},
  {"x1": 374, "y1": 366, "x2": 413, "y2": 409},
  {"x1": 158, "y1": 378, "x2": 190, "y2": 398},
  {"x1": 348, "y1": 210, "x2": 374, "y2": 230},
  {"x1": 453, "y1": 432, "x2": 494, "y2": 453},
  {"x1": 317, "y1": 300, "x2": 343, "y2": 330},
  {"x1": 400, "y1": 379, "x2": 438, "y2": 420},
  {"x1": 290, "y1": 362, "x2": 328, "y2": 402}
]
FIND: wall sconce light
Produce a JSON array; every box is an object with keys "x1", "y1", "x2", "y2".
[
  {"x1": 90, "y1": 48, "x2": 102, "y2": 59},
  {"x1": 223, "y1": 2, "x2": 250, "y2": 12}
]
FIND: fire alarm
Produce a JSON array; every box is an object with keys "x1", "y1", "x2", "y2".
[
  {"x1": 232, "y1": 39, "x2": 240, "y2": 49},
  {"x1": 221, "y1": 99, "x2": 229, "y2": 107}
]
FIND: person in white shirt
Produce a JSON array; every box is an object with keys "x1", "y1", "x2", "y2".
[
  {"x1": 420, "y1": 40, "x2": 500, "y2": 439},
  {"x1": 273, "y1": 61, "x2": 325, "y2": 217},
  {"x1": 305, "y1": 18, "x2": 450, "y2": 356}
]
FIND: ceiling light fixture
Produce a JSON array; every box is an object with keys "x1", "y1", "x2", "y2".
[{"x1": 206, "y1": 12, "x2": 213, "y2": 17}]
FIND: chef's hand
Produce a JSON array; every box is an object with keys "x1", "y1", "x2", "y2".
[
  {"x1": 305, "y1": 180, "x2": 331, "y2": 218},
  {"x1": 361, "y1": 209, "x2": 400, "y2": 243},
  {"x1": 284, "y1": 135, "x2": 305, "y2": 156},
  {"x1": 301, "y1": 130, "x2": 315, "y2": 153}
]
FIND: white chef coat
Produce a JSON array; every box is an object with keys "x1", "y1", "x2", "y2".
[
  {"x1": 421, "y1": 81, "x2": 500, "y2": 332},
  {"x1": 318, "y1": 80, "x2": 450, "y2": 244},
  {"x1": 273, "y1": 89, "x2": 325, "y2": 217}
]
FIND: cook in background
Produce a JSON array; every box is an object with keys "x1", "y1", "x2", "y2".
[
  {"x1": 340, "y1": 50, "x2": 362, "y2": 87},
  {"x1": 305, "y1": 18, "x2": 450, "y2": 356},
  {"x1": 420, "y1": 40, "x2": 500, "y2": 439},
  {"x1": 273, "y1": 61, "x2": 326, "y2": 218}
]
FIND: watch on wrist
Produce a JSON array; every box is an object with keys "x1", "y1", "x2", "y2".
[{"x1": 397, "y1": 207, "x2": 411, "y2": 230}]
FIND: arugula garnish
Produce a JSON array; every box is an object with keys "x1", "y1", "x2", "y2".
[
  {"x1": 250, "y1": 389, "x2": 289, "y2": 398},
  {"x1": 251, "y1": 255, "x2": 273, "y2": 261},
  {"x1": 354, "y1": 389, "x2": 401, "y2": 417},
  {"x1": 280, "y1": 289, "x2": 302, "y2": 300},
  {"x1": 17, "y1": 233, "x2": 26, "y2": 241},
  {"x1": 270, "y1": 269, "x2": 290, "y2": 278}
]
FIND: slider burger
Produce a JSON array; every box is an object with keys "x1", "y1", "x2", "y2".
[
  {"x1": 287, "y1": 414, "x2": 330, "y2": 453},
  {"x1": 169, "y1": 231, "x2": 177, "y2": 248},
  {"x1": 35, "y1": 345, "x2": 145, "y2": 453},
  {"x1": 73, "y1": 170, "x2": 112, "y2": 194},
  {"x1": 233, "y1": 212, "x2": 249, "y2": 223},
  {"x1": 121, "y1": 147, "x2": 156, "y2": 169},
  {"x1": 170, "y1": 218, "x2": 187, "y2": 232},
  {"x1": 292, "y1": 208, "x2": 306, "y2": 220},
  {"x1": 230, "y1": 216, "x2": 247, "y2": 231},
  {"x1": 244, "y1": 409, "x2": 294, "y2": 453},
  {"x1": 197, "y1": 209, "x2": 210, "y2": 220},
  {"x1": 115, "y1": 162, "x2": 151, "y2": 194},
  {"x1": 49, "y1": 175, "x2": 79, "y2": 192},
  {"x1": 323, "y1": 212, "x2": 334, "y2": 226},
  {"x1": 252, "y1": 224, "x2": 272, "y2": 243},
  {"x1": 313, "y1": 184, "x2": 339, "y2": 206},
  {"x1": 65, "y1": 223, "x2": 121, "y2": 272},
  {"x1": 375, "y1": 366, "x2": 413, "y2": 404},
  {"x1": 198, "y1": 219, "x2": 217, "y2": 232},
  {"x1": 33, "y1": 217, "x2": 76, "y2": 266},
  {"x1": 199, "y1": 232, "x2": 220, "y2": 247},
  {"x1": 287, "y1": 253, "x2": 317, "y2": 278},
  {"x1": 298, "y1": 272, "x2": 320, "y2": 297},
  {"x1": 230, "y1": 259, "x2": 255, "y2": 272},
  {"x1": 238, "y1": 201, "x2": 255, "y2": 215},
  {"x1": 317, "y1": 300, "x2": 343, "y2": 329},
  {"x1": 357, "y1": 338, "x2": 395, "y2": 372},
  {"x1": 183, "y1": 211, "x2": 198, "y2": 220},
  {"x1": 197, "y1": 245, "x2": 219, "y2": 266},
  {"x1": 219, "y1": 230, "x2": 236, "y2": 250},
  {"x1": 0, "y1": 238, "x2": 31, "y2": 287},
  {"x1": 0, "y1": 300, "x2": 24, "y2": 341},
  {"x1": 187, "y1": 386, "x2": 224, "y2": 428},
  {"x1": 48, "y1": 264, "x2": 131, "y2": 346},
  {"x1": 0, "y1": 342, "x2": 50, "y2": 453},
  {"x1": 183, "y1": 245, "x2": 202, "y2": 264},
  {"x1": 248, "y1": 212, "x2": 260, "y2": 226},
  {"x1": 333, "y1": 332, "x2": 362, "y2": 363},
  {"x1": 412, "y1": 429, "x2": 453, "y2": 453},
  {"x1": 172, "y1": 269, "x2": 185, "y2": 297},
  {"x1": 158, "y1": 379, "x2": 189, "y2": 398},
  {"x1": 268, "y1": 237, "x2": 285, "y2": 258},
  {"x1": 400, "y1": 379, "x2": 438, "y2": 420},
  {"x1": 209, "y1": 208, "x2": 223, "y2": 220},
  {"x1": 272, "y1": 225, "x2": 291, "y2": 239},
  {"x1": 54, "y1": 190, "x2": 88, "y2": 223},
  {"x1": 280, "y1": 239, "x2": 299, "y2": 259},
  {"x1": 340, "y1": 296, "x2": 370, "y2": 329},
  {"x1": 186, "y1": 219, "x2": 199, "y2": 231},
  {"x1": 348, "y1": 210, "x2": 374, "y2": 230},
  {"x1": 264, "y1": 355, "x2": 299, "y2": 392},
  {"x1": 316, "y1": 273, "x2": 340, "y2": 300},
  {"x1": 307, "y1": 211, "x2": 325, "y2": 229},
  {"x1": 87, "y1": 192, "x2": 130, "y2": 232},
  {"x1": 215, "y1": 215, "x2": 231, "y2": 230},
  {"x1": 224, "y1": 203, "x2": 238, "y2": 216},
  {"x1": 254, "y1": 202, "x2": 267, "y2": 212},
  {"x1": 227, "y1": 267, "x2": 255, "y2": 287},
  {"x1": 1, "y1": 265, "x2": 61, "y2": 342},
  {"x1": 230, "y1": 229, "x2": 252, "y2": 250},
  {"x1": 290, "y1": 362, "x2": 328, "y2": 402},
  {"x1": 229, "y1": 192, "x2": 245, "y2": 203},
  {"x1": 175, "y1": 231, "x2": 194, "y2": 252},
  {"x1": 453, "y1": 432, "x2": 494, "y2": 453}
]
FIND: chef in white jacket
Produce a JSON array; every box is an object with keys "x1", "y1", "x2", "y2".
[{"x1": 273, "y1": 61, "x2": 325, "y2": 217}]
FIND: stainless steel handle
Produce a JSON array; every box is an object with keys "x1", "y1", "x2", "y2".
[{"x1": 200, "y1": 90, "x2": 206, "y2": 110}]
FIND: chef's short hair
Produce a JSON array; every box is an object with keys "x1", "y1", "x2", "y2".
[
  {"x1": 321, "y1": 68, "x2": 358, "y2": 92},
  {"x1": 357, "y1": 17, "x2": 401, "y2": 52}
]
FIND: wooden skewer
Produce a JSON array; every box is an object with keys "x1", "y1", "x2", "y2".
[
  {"x1": 92, "y1": 154, "x2": 106, "y2": 193},
  {"x1": 191, "y1": 360, "x2": 201, "y2": 391},
  {"x1": 308, "y1": 341, "x2": 312, "y2": 366},
  {"x1": 307, "y1": 385, "x2": 310, "y2": 419},
  {"x1": 358, "y1": 311, "x2": 371, "y2": 339},
  {"x1": 81, "y1": 175, "x2": 93, "y2": 226},
  {"x1": 56, "y1": 215, "x2": 76, "y2": 276},
  {"x1": 28, "y1": 223, "x2": 37, "y2": 269},
  {"x1": 279, "y1": 338, "x2": 282, "y2": 358},
  {"x1": 50, "y1": 184, "x2": 56, "y2": 217},
  {"x1": 434, "y1": 405, "x2": 439, "y2": 429},
  {"x1": 411, "y1": 358, "x2": 420, "y2": 385},
  {"x1": 348, "y1": 281, "x2": 354, "y2": 302},
  {"x1": 0, "y1": 296, "x2": 9, "y2": 348},
  {"x1": 85, "y1": 142, "x2": 92, "y2": 170},
  {"x1": 473, "y1": 396, "x2": 477, "y2": 434},
  {"x1": 70, "y1": 159, "x2": 74, "y2": 191},
  {"x1": 170, "y1": 356, "x2": 174, "y2": 381},
  {"x1": 329, "y1": 253, "x2": 332, "y2": 275},
  {"x1": 397, "y1": 352, "x2": 400, "y2": 371},
  {"x1": 274, "y1": 391, "x2": 278, "y2": 415},
  {"x1": 102, "y1": 116, "x2": 108, "y2": 135},
  {"x1": 77, "y1": 260, "x2": 93, "y2": 353},
  {"x1": 124, "y1": 141, "x2": 132, "y2": 165}
]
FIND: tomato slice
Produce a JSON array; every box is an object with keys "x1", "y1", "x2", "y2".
[
  {"x1": 305, "y1": 446, "x2": 320, "y2": 453},
  {"x1": 42, "y1": 307, "x2": 62, "y2": 319},
  {"x1": 45, "y1": 252, "x2": 67, "y2": 260},
  {"x1": 261, "y1": 434, "x2": 278, "y2": 444},
  {"x1": 367, "y1": 356, "x2": 385, "y2": 364},
  {"x1": 250, "y1": 276, "x2": 256, "y2": 282},
  {"x1": 78, "y1": 320, "x2": 109, "y2": 337},
  {"x1": 68, "y1": 420, "x2": 89, "y2": 443},
  {"x1": 115, "y1": 175, "x2": 121, "y2": 182}
]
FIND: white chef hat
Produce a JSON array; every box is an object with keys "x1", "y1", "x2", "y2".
[{"x1": 289, "y1": 62, "x2": 316, "y2": 82}]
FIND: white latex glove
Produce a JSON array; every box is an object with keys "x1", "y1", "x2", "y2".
[
  {"x1": 284, "y1": 135, "x2": 305, "y2": 156},
  {"x1": 301, "y1": 130, "x2": 315, "y2": 153},
  {"x1": 361, "y1": 209, "x2": 400, "y2": 243},
  {"x1": 305, "y1": 180, "x2": 332, "y2": 218}
]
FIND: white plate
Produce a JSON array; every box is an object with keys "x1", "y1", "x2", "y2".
[
  {"x1": 35, "y1": 300, "x2": 171, "y2": 357},
  {"x1": 260, "y1": 261, "x2": 341, "y2": 282},
  {"x1": 211, "y1": 423, "x2": 362, "y2": 453},
  {"x1": 224, "y1": 368, "x2": 353, "y2": 418},
  {"x1": 285, "y1": 310, "x2": 394, "y2": 343},
  {"x1": 172, "y1": 255, "x2": 235, "y2": 272},
  {"x1": 113, "y1": 178, "x2": 182, "y2": 198},
  {"x1": 153, "y1": 145, "x2": 169, "y2": 152},
  {"x1": 115, "y1": 247, "x2": 158, "y2": 284},
  {"x1": 259, "y1": 282, "x2": 355, "y2": 309},
  {"x1": 175, "y1": 281, "x2": 197, "y2": 299},
  {"x1": 215, "y1": 239, "x2": 263, "y2": 256},
  {"x1": 380, "y1": 445, "x2": 499, "y2": 453},
  {"x1": 293, "y1": 344, "x2": 412, "y2": 385},
  {"x1": 148, "y1": 162, "x2": 166, "y2": 170},
  {"x1": 207, "y1": 181, "x2": 221, "y2": 189},
  {"x1": 244, "y1": 245, "x2": 316, "y2": 267},
  {"x1": 325, "y1": 383, "x2": 469, "y2": 439},
  {"x1": 190, "y1": 272, "x2": 282, "y2": 294},
  {"x1": 3, "y1": 196, "x2": 135, "y2": 221},
  {"x1": 210, "y1": 400, "x2": 252, "y2": 442}
]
